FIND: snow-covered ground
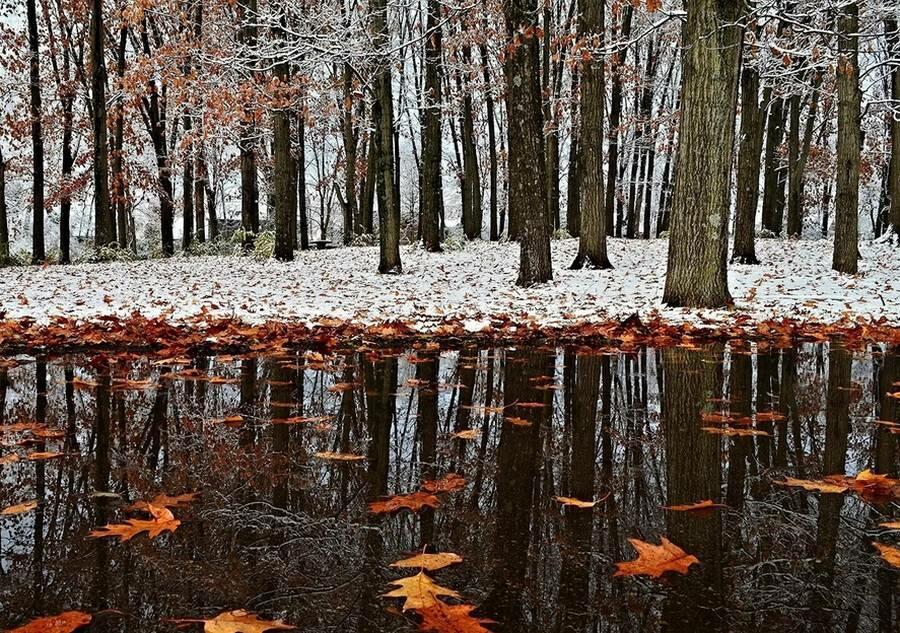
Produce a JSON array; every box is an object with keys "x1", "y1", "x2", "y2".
[{"x1": 3, "y1": 238, "x2": 898, "y2": 333}]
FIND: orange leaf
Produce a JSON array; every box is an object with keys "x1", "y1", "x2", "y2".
[
  {"x1": 88, "y1": 504, "x2": 180, "y2": 542},
  {"x1": 390, "y1": 552, "x2": 463, "y2": 571},
  {"x1": 1, "y1": 500, "x2": 38, "y2": 516},
  {"x1": 873, "y1": 542, "x2": 900, "y2": 568},
  {"x1": 315, "y1": 451, "x2": 366, "y2": 462},
  {"x1": 661, "y1": 499, "x2": 725, "y2": 512},
  {"x1": 369, "y1": 492, "x2": 440, "y2": 514},
  {"x1": 417, "y1": 602, "x2": 495, "y2": 633},
  {"x1": 613, "y1": 537, "x2": 700, "y2": 578},
  {"x1": 775, "y1": 477, "x2": 849, "y2": 494},
  {"x1": 421, "y1": 473, "x2": 466, "y2": 494},
  {"x1": 554, "y1": 496, "x2": 597, "y2": 509},
  {"x1": 382, "y1": 571, "x2": 460, "y2": 610},
  {"x1": 7, "y1": 612, "x2": 91, "y2": 633}
]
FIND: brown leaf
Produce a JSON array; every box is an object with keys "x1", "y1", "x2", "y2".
[
  {"x1": 879, "y1": 520, "x2": 900, "y2": 529},
  {"x1": 382, "y1": 571, "x2": 460, "y2": 610},
  {"x1": 173, "y1": 609, "x2": 296, "y2": 633},
  {"x1": 390, "y1": 552, "x2": 463, "y2": 571},
  {"x1": 553, "y1": 496, "x2": 597, "y2": 509},
  {"x1": 613, "y1": 537, "x2": 700, "y2": 578},
  {"x1": 417, "y1": 602, "x2": 495, "y2": 633},
  {"x1": 88, "y1": 504, "x2": 181, "y2": 542},
  {"x1": 1, "y1": 500, "x2": 38, "y2": 516},
  {"x1": 7, "y1": 611, "x2": 92, "y2": 633},
  {"x1": 451, "y1": 429, "x2": 480, "y2": 440},
  {"x1": 421, "y1": 473, "x2": 466, "y2": 494},
  {"x1": 369, "y1": 492, "x2": 440, "y2": 514},
  {"x1": 127, "y1": 492, "x2": 199, "y2": 512},
  {"x1": 700, "y1": 427, "x2": 770, "y2": 437},
  {"x1": 661, "y1": 499, "x2": 726, "y2": 512},
  {"x1": 873, "y1": 542, "x2": 900, "y2": 568},
  {"x1": 775, "y1": 477, "x2": 849, "y2": 494},
  {"x1": 314, "y1": 451, "x2": 366, "y2": 462}
]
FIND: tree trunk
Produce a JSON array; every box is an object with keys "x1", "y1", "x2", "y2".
[
  {"x1": 833, "y1": 3, "x2": 860, "y2": 274},
  {"x1": 341, "y1": 63, "x2": 358, "y2": 245},
  {"x1": 90, "y1": 0, "x2": 114, "y2": 252},
  {"x1": 605, "y1": 4, "x2": 633, "y2": 237},
  {"x1": 505, "y1": 0, "x2": 552, "y2": 285},
  {"x1": 239, "y1": 0, "x2": 259, "y2": 249},
  {"x1": 0, "y1": 149, "x2": 8, "y2": 264},
  {"x1": 461, "y1": 45, "x2": 482, "y2": 240},
  {"x1": 27, "y1": 0, "x2": 45, "y2": 263},
  {"x1": 59, "y1": 87, "x2": 74, "y2": 264},
  {"x1": 480, "y1": 41, "x2": 499, "y2": 241},
  {"x1": 760, "y1": 97, "x2": 785, "y2": 235},
  {"x1": 786, "y1": 93, "x2": 802, "y2": 237},
  {"x1": 571, "y1": 0, "x2": 611, "y2": 270},
  {"x1": 732, "y1": 64, "x2": 765, "y2": 263},
  {"x1": 113, "y1": 26, "x2": 128, "y2": 249},
  {"x1": 360, "y1": 126, "x2": 376, "y2": 234},
  {"x1": 182, "y1": 117, "x2": 194, "y2": 250},
  {"x1": 886, "y1": 17, "x2": 900, "y2": 241},
  {"x1": 272, "y1": 13, "x2": 293, "y2": 262},
  {"x1": 420, "y1": 0, "x2": 443, "y2": 251},
  {"x1": 297, "y1": 111, "x2": 309, "y2": 250},
  {"x1": 566, "y1": 69, "x2": 581, "y2": 237},
  {"x1": 663, "y1": 0, "x2": 742, "y2": 307}
]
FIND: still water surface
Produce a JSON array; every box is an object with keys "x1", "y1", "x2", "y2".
[{"x1": 0, "y1": 342, "x2": 898, "y2": 632}]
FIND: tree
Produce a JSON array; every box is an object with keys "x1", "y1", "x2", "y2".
[
  {"x1": 886, "y1": 16, "x2": 900, "y2": 242},
  {"x1": 419, "y1": 0, "x2": 443, "y2": 252},
  {"x1": 239, "y1": 0, "x2": 260, "y2": 249},
  {"x1": 505, "y1": 0, "x2": 552, "y2": 286},
  {"x1": 570, "y1": 0, "x2": 611, "y2": 270},
  {"x1": 663, "y1": 0, "x2": 743, "y2": 308},
  {"x1": 26, "y1": 0, "x2": 45, "y2": 263},
  {"x1": 832, "y1": 2, "x2": 860, "y2": 274},
  {"x1": 272, "y1": 10, "x2": 294, "y2": 262},
  {"x1": 0, "y1": 148, "x2": 8, "y2": 265},
  {"x1": 90, "y1": 0, "x2": 114, "y2": 251}
]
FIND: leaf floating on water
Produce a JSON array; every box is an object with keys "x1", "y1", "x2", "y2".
[
  {"x1": 127, "y1": 492, "x2": 199, "y2": 512},
  {"x1": 879, "y1": 520, "x2": 900, "y2": 529},
  {"x1": 421, "y1": 473, "x2": 466, "y2": 494},
  {"x1": 26, "y1": 451, "x2": 74, "y2": 461},
  {"x1": 662, "y1": 499, "x2": 726, "y2": 512},
  {"x1": 88, "y1": 504, "x2": 180, "y2": 542},
  {"x1": 314, "y1": 451, "x2": 366, "y2": 462},
  {"x1": 451, "y1": 429, "x2": 481, "y2": 440},
  {"x1": 369, "y1": 492, "x2": 440, "y2": 514},
  {"x1": 382, "y1": 571, "x2": 461, "y2": 610},
  {"x1": 554, "y1": 496, "x2": 597, "y2": 509},
  {"x1": 775, "y1": 477, "x2": 849, "y2": 494},
  {"x1": 417, "y1": 602, "x2": 495, "y2": 633},
  {"x1": 873, "y1": 542, "x2": 900, "y2": 568},
  {"x1": 390, "y1": 552, "x2": 463, "y2": 571},
  {"x1": 700, "y1": 427, "x2": 770, "y2": 437},
  {"x1": 173, "y1": 609, "x2": 296, "y2": 632},
  {"x1": 613, "y1": 537, "x2": 700, "y2": 579},
  {"x1": 1, "y1": 500, "x2": 38, "y2": 516},
  {"x1": 7, "y1": 611, "x2": 92, "y2": 633},
  {"x1": 504, "y1": 416, "x2": 532, "y2": 427},
  {"x1": 754, "y1": 410, "x2": 786, "y2": 422},
  {"x1": 0, "y1": 453, "x2": 20, "y2": 466},
  {"x1": 844, "y1": 469, "x2": 900, "y2": 502}
]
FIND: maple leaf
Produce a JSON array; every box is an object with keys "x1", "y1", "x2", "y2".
[
  {"x1": 421, "y1": 473, "x2": 466, "y2": 494},
  {"x1": 7, "y1": 611, "x2": 92, "y2": 633},
  {"x1": 417, "y1": 602, "x2": 495, "y2": 633},
  {"x1": 873, "y1": 542, "x2": 900, "y2": 568},
  {"x1": 369, "y1": 492, "x2": 440, "y2": 514},
  {"x1": 390, "y1": 552, "x2": 463, "y2": 571},
  {"x1": 613, "y1": 537, "x2": 700, "y2": 579},
  {"x1": 2, "y1": 500, "x2": 38, "y2": 516},
  {"x1": 88, "y1": 504, "x2": 181, "y2": 542},
  {"x1": 775, "y1": 477, "x2": 849, "y2": 494},
  {"x1": 383, "y1": 571, "x2": 461, "y2": 610},
  {"x1": 314, "y1": 451, "x2": 366, "y2": 462},
  {"x1": 554, "y1": 496, "x2": 597, "y2": 509},
  {"x1": 127, "y1": 492, "x2": 199, "y2": 512},
  {"x1": 173, "y1": 610, "x2": 296, "y2": 632},
  {"x1": 661, "y1": 500, "x2": 726, "y2": 512}
]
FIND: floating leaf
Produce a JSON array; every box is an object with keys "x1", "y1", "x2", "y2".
[
  {"x1": 383, "y1": 571, "x2": 460, "y2": 610},
  {"x1": 88, "y1": 504, "x2": 180, "y2": 542},
  {"x1": 0, "y1": 453, "x2": 20, "y2": 466},
  {"x1": 7, "y1": 611, "x2": 92, "y2": 633},
  {"x1": 451, "y1": 429, "x2": 481, "y2": 440},
  {"x1": 844, "y1": 469, "x2": 900, "y2": 501},
  {"x1": 26, "y1": 451, "x2": 73, "y2": 461},
  {"x1": 504, "y1": 416, "x2": 532, "y2": 427},
  {"x1": 173, "y1": 609, "x2": 296, "y2": 632},
  {"x1": 390, "y1": 552, "x2": 463, "y2": 571},
  {"x1": 701, "y1": 427, "x2": 770, "y2": 437},
  {"x1": 662, "y1": 500, "x2": 726, "y2": 512},
  {"x1": 421, "y1": 473, "x2": 466, "y2": 494},
  {"x1": 554, "y1": 496, "x2": 597, "y2": 509},
  {"x1": 369, "y1": 492, "x2": 440, "y2": 514},
  {"x1": 127, "y1": 492, "x2": 199, "y2": 512},
  {"x1": 775, "y1": 477, "x2": 849, "y2": 494},
  {"x1": 1, "y1": 500, "x2": 38, "y2": 516},
  {"x1": 613, "y1": 537, "x2": 700, "y2": 579},
  {"x1": 417, "y1": 602, "x2": 495, "y2": 633},
  {"x1": 314, "y1": 451, "x2": 365, "y2": 462},
  {"x1": 873, "y1": 542, "x2": 900, "y2": 568},
  {"x1": 879, "y1": 520, "x2": 900, "y2": 529}
]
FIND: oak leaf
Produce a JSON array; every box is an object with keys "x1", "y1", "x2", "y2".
[
  {"x1": 369, "y1": 492, "x2": 440, "y2": 514},
  {"x1": 662, "y1": 500, "x2": 726, "y2": 512},
  {"x1": 451, "y1": 429, "x2": 481, "y2": 440},
  {"x1": 873, "y1": 542, "x2": 900, "y2": 568},
  {"x1": 127, "y1": 492, "x2": 199, "y2": 512},
  {"x1": 701, "y1": 427, "x2": 770, "y2": 437},
  {"x1": 613, "y1": 537, "x2": 700, "y2": 578},
  {"x1": 775, "y1": 477, "x2": 848, "y2": 494},
  {"x1": 383, "y1": 571, "x2": 460, "y2": 610},
  {"x1": 390, "y1": 552, "x2": 463, "y2": 571},
  {"x1": 7, "y1": 611, "x2": 91, "y2": 633},
  {"x1": 421, "y1": 473, "x2": 466, "y2": 494},
  {"x1": 554, "y1": 496, "x2": 596, "y2": 509},
  {"x1": 417, "y1": 602, "x2": 495, "y2": 633},
  {"x1": 174, "y1": 610, "x2": 296, "y2": 633},
  {"x1": 88, "y1": 504, "x2": 180, "y2": 542}
]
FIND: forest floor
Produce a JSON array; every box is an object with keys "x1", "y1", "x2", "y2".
[{"x1": 2, "y1": 237, "x2": 898, "y2": 349}]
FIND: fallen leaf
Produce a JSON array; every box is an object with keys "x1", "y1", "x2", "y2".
[
  {"x1": 613, "y1": 537, "x2": 700, "y2": 579},
  {"x1": 554, "y1": 496, "x2": 596, "y2": 509},
  {"x1": 504, "y1": 416, "x2": 532, "y2": 427},
  {"x1": 417, "y1": 602, "x2": 495, "y2": 633},
  {"x1": 1, "y1": 500, "x2": 38, "y2": 516},
  {"x1": 314, "y1": 451, "x2": 365, "y2": 462},
  {"x1": 701, "y1": 427, "x2": 770, "y2": 437},
  {"x1": 421, "y1": 473, "x2": 466, "y2": 494},
  {"x1": 127, "y1": 492, "x2": 199, "y2": 512},
  {"x1": 88, "y1": 504, "x2": 181, "y2": 542},
  {"x1": 0, "y1": 453, "x2": 20, "y2": 466},
  {"x1": 661, "y1": 500, "x2": 726, "y2": 512},
  {"x1": 775, "y1": 477, "x2": 849, "y2": 494},
  {"x1": 173, "y1": 609, "x2": 296, "y2": 633},
  {"x1": 879, "y1": 520, "x2": 900, "y2": 529},
  {"x1": 451, "y1": 429, "x2": 481, "y2": 440},
  {"x1": 383, "y1": 571, "x2": 460, "y2": 610},
  {"x1": 369, "y1": 492, "x2": 440, "y2": 514},
  {"x1": 390, "y1": 552, "x2": 463, "y2": 571},
  {"x1": 873, "y1": 542, "x2": 900, "y2": 568},
  {"x1": 7, "y1": 611, "x2": 92, "y2": 633}
]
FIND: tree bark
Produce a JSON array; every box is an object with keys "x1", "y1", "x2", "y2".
[
  {"x1": 833, "y1": 3, "x2": 860, "y2": 274},
  {"x1": 732, "y1": 60, "x2": 765, "y2": 263},
  {"x1": 605, "y1": 4, "x2": 633, "y2": 237},
  {"x1": 89, "y1": 0, "x2": 114, "y2": 251},
  {"x1": 0, "y1": 149, "x2": 8, "y2": 264},
  {"x1": 886, "y1": 17, "x2": 900, "y2": 241},
  {"x1": 341, "y1": 63, "x2": 358, "y2": 245},
  {"x1": 480, "y1": 41, "x2": 499, "y2": 241},
  {"x1": 505, "y1": 0, "x2": 552, "y2": 285},
  {"x1": 239, "y1": 0, "x2": 259, "y2": 249},
  {"x1": 566, "y1": 69, "x2": 581, "y2": 237},
  {"x1": 272, "y1": 12, "x2": 294, "y2": 262},
  {"x1": 420, "y1": 0, "x2": 443, "y2": 251},
  {"x1": 571, "y1": 0, "x2": 611, "y2": 270},
  {"x1": 760, "y1": 97, "x2": 785, "y2": 235},
  {"x1": 27, "y1": 0, "x2": 45, "y2": 262},
  {"x1": 786, "y1": 92, "x2": 802, "y2": 237},
  {"x1": 461, "y1": 44, "x2": 482, "y2": 240},
  {"x1": 663, "y1": 0, "x2": 742, "y2": 307}
]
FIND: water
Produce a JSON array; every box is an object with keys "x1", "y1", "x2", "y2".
[{"x1": 0, "y1": 342, "x2": 897, "y2": 632}]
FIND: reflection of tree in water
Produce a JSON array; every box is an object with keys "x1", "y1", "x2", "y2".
[{"x1": 0, "y1": 343, "x2": 896, "y2": 632}]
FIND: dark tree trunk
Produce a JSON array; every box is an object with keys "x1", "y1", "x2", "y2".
[
  {"x1": 182, "y1": 118, "x2": 194, "y2": 250},
  {"x1": 420, "y1": 0, "x2": 443, "y2": 251},
  {"x1": 760, "y1": 97, "x2": 785, "y2": 235},
  {"x1": 297, "y1": 111, "x2": 309, "y2": 250},
  {"x1": 112, "y1": 26, "x2": 128, "y2": 249},
  {"x1": 27, "y1": 0, "x2": 45, "y2": 263},
  {"x1": 461, "y1": 44, "x2": 482, "y2": 240},
  {"x1": 885, "y1": 18, "x2": 900, "y2": 240},
  {"x1": 360, "y1": 127, "x2": 376, "y2": 235},
  {"x1": 505, "y1": 0, "x2": 552, "y2": 285},
  {"x1": 59, "y1": 84, "x2": 74, "y2": 264},
  {"x1": 341, "y1": 63, "x2": 358, "y2": 245},
  {"x1": 566, "y1": 70, "x2": 581, "y2": 237},
  {"x1": 571, "y1": 0, "x2": 611, "y2": 270},
  {"x1": 663, "y1": 0, "x2": 742, "y2": 307},
  {"x1": 480, "y1": 41, "x2": 500, "y2": 241},
  {"x1": 732, "y1": 62, "x2": 765, "y2": 263},
  {"x1": 239, "y1": 0, "x2": 259, "y2": 249},
  {"x1": 90, "y1": 0, "x2": 114, "y2": 251},
  {"x1": 605, "y1": 4, "x2": 633, "y2": 237},
  {"x1": 0, "y1": 150, "x2": 8, "y2": 264},
  {"x1": 272, "y1": 13, "x2": 293, "y2": 262},
  {"x1": 786, "y1": 93, "x2": 802, "y2": 237},
  {"x1": 833, "y1": 3, "x2": 860, "y2": 274}
]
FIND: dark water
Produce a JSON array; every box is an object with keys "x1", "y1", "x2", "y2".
[{"x1": 0, "y1": 342, "x2": 898, "y2": 632}]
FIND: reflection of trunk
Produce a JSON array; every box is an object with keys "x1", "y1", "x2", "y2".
[
  {"x1": 417, "y1": 354, "x2": 439, "y2": 545},
  {"x1": 0, "y1": 149, "x2": 8, "y2": 264},
  {"x1": 145, "y1": 368, "x2": 169, "y2": 471},
  {"x1": 32, "y1": 361, "x2": 48, "y2": 612},
  {"x1": 271, "y1": 364, "x2": 292, "y2": 510},
  {"x1": 875, "y1": 347, "x2": 897, "y2": 474},
  {"x1": 661, "y1": 347, "x2": 723, "y2": 630},
  {"x1": 556, "y1": 353, "x2": 600, "y2": 632},
  {"x1": 92, "y1": 365, "x2": 111, "y2": 613},
  {"x1": 240, "y1": 359, "x2": 258, "y2": 447},
  {"x1": 483, "y1": 350, "x2": 552, "y2": 631},
  {"x1": 725, "y1": 352, "x2": 751, "y2": 513}
]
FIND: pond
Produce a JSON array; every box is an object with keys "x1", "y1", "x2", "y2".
[{"x1": 0, "y1": 341, "x2": 898, "y2": 632}]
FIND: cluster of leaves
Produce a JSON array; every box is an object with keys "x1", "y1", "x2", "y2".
[{"x1": 369, "y1": 473, "x2": 466, "y2": 514}]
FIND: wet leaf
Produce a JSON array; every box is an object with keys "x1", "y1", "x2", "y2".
[
  {"x1": 0, "y1": 453, "x2": 20, "y2": 466},
  {"x1": 844, "y1": 469, "x2": 900, "y2": 501},
  {"x1": 88, "y1": 504, "x2": 181, "y2": 542},
  {"x1": 314, "y1": 451, "x2": 365, "y2": 462},
  {"x1": 873, "y1": 542, "x2": 900, "y2": 568},
  {"x1": 553, "y1": 496, "x2": 597, "y2": 509},
  {"x1": 879, "y1": 520, "x2": 900, "y2": 529},
  {"x1": 451, "y1": 429, "x2": 480, "y2": 440},
  {"x1": 369, "y1": 492, "x2": 440, "y2": 514},
  {"x1": 390, "y1": 552, "x2": 463, "y2": 571},
  {"x1": 26, "y1": 451, "x2": 73, "y2": 461},
  {"x1": 775, "y1": 477, "x2": 849, "y2": 494},
  {"x1": 504, "y1": 416, "x2": 532, "y2": 427},
  {"x1": 700, "y1": 427, "x2": 770, "y2": 437},
  {"x1": 613, "y1": 537, "x2": 700, "y2": 579},
  {"x1": 7, "y1": 611, "x2": 92, "y2": 633},
  {"x1": 173, "y1": 609, "x2": 296, "y2": 632},
  {"x1": 421, "y1": 473, "x2": 466, "y2": 494},
  {"x1": 127, "y1": 492, "x2": 199, "y2": 512},
  {"x1": 383, "y1": 571, "x2": 460, "y2": 610},
  {"x1": 661, "y1": 500, "x2": 726, "y2": 512},
  {"x1": 417, "y1": 602, "x2": 495, "y2": 633},
  {"x1": 1, "y1": 500, "x2": 38, "y2": 516}
]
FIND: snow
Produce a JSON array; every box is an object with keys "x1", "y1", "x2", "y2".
[{"x1": 2, "y1": 238, "x2": 898, "y2": 334}]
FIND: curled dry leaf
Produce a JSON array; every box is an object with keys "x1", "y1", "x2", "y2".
[
  {"x1": 390, "y1": 552, "x2": 463, "y2": 571},
  {"x1": 775, "y1": 477, "x2": 849, "y2": 494},
  {"x1": 554, "y1": 496, "x2": 597, "y2": 509},
  {"x1": 873, "y1": 542, "x2": 900, "y2": 568},
  {"x1": 369, "y1": 492, "x2": 440, "y2": 514},
  {"x1": 1, "y1": 500, "x2": 38, "y2": 516},
  {"x1": 613, "y1": 537, "x2": 700, "y2": 579},
  {"x1": 88, "y1": 504, "x2": 180, "y2": 542},
  {"x1": 451, "y1": 429, "x2": 481, "y2": 440},
  {"x1": 7, "y1": 611, "x2": 92, "y2": 633},
  {"x1": 417, "y1": 602, "x2": 495, "y2": 633},
  {"x1": 421, "y1": 473, "x2": 466, "y2": 494},
  {"x1": 382, "y1": 571, "x2": 461, "y2": 610},
  {"x1": 314, "y1": 451, "x2": 366, "y2": 462},
  {"x1": 173, "y1": 609, "x2": 296, "y2": 633},
  {"x1": 662, "y1": 499, "x2": 726, "y2": 512}
]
